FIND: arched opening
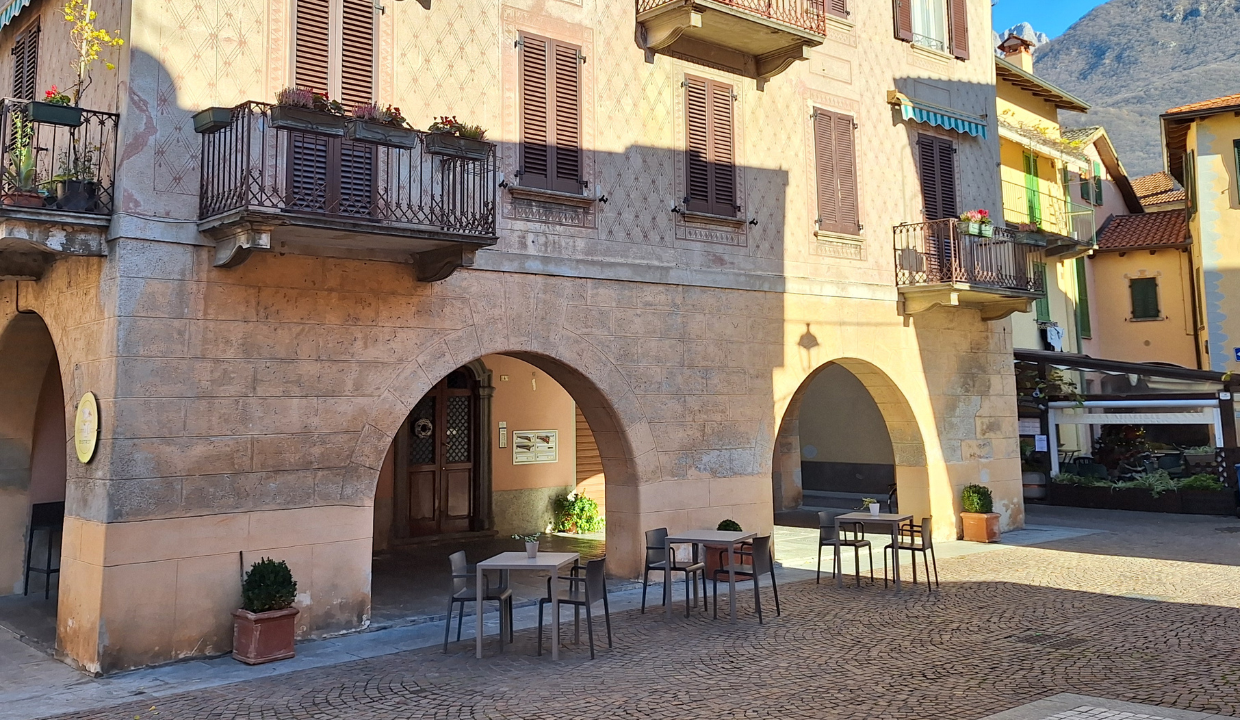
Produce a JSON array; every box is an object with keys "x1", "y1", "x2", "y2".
[
  {"x1": 773, "y1": 359, "x2": 929, "y2": 525},
  {"x1": 369, "y1": 353, "x2": 614, "y2": 627},
  {"x1": 0, "y1": 312, "x2": 66, "y2": 652}
]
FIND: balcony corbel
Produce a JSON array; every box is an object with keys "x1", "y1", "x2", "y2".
[
  {"x1": 206, "y1": 218, "x2": 274, "y2": 268},
  {"x1": 414, "y1": 245, "x2": 477, "y2": 283},
  {"x1": 639, "y1": 2, "x2": 702, "y2": 50},
  {"x1": 756, "y1": 43, "x2": 812, "y2": 79}
]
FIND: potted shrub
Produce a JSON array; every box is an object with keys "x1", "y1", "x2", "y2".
[
  {"x1": 960, "y1": 484, "x2": 1000, "y2": 542},
  {"x1": 232, "y1": 557, "x2": 299, "y2": 665},
  {"x1": 3, "y1": 113, "x2": 43, "y2": 208},
  {"x1": 192, "y1": 106, "x2": 234, "y2": 134},
  {"x1": 860, "y1": 497, "x2": 881, "y2": 516},
  {"x1": 53, "y1": 147, "x2": 99, "y2": 211},
  {"x1": 552, "y1": 492, "x2": 604, "y2": 534},
  {"x1": 705, "y1": 519, "x2": 751, "y2": 576},
  {"x1": 346, "y1": 102, "x2": 419, "y2": 148},
  {"x1": 269, "y1": 87, "x2": 346, "y2": 136},
  {"x1": 513, "y1": 533, "x2": 540, "y2": 558},
  {"x1": 31, "y1": 86, "x2": 83, "y2": 127},
  {"x1": 424, "y1": 116, "x2": 491, "y2": 160}
]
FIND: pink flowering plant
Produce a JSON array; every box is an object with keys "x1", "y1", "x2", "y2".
[
  {"x1": 428, "y1": 115, "x2": 486, "y2": 140},
  {"x1": 959, "y1": 209, "x2": 992, "y2": 225},
  {"x1": 352, "y1": 102, "x2": 407, "y2": 128},
  {"x1": 43, "y1": 85, "x2": 71, "y2": 106},
  {"x1": 274, "y1": 87, "x2": 344, "y2": 115}
]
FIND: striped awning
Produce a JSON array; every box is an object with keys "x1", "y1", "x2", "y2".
[
  {"x1": 887, "y1": 91, "x2": 988, "y2": 139},
  {"x1": 0, "y1": 0, "x2": 32, "y2": 30}
]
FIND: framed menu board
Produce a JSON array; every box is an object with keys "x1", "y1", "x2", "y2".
[{"x1": 512, "y1": 430, "x2": 558, "y2": 464}]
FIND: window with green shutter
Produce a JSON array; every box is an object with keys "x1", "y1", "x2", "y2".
[
  {"x1": 1184, "y1": 151, "x2": 1197, "y2": 218},
  {"x1": 1130, "y1": 277, "x2": 1160, "y2": 320},
  {"x1": 1034, "y1": 262, "x2": 1050, "y2": 322},
  {"x1": 1092, "y1": 161, "x2": 1104, "y2": 206},
  {"x1": 1075, "y1": 257, "x2": 1091, "y2": 338},
  {"x1": 1079, "y1": 169, "x2": 1092, "y2": 205}
]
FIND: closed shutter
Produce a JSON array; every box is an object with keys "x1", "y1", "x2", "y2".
[
  {"x1": 1034, "y1": 263, "x2": 1050, "y2": 322},
  {"x1": 288, "y1": 133, "x2": 330, "y2": 212},
  {"x1": 814, "y1": 111, "x2": 838, "y2": 232},
  {"x1": 518, "y1": 35, "x2": 583, "y2": 194},
  {"x1": 685, "y1": 76, "x2": 736, "y2": 217},
  {"x1": 294, "y1": 0, "x2": 330, "y2": 92},
  {"x1": 11, "y1": 22, "x2": 38, "y2": 101},
  {"x1": 918, "y1": 134, "x2": 956, "y2": 221},
  {"x1": 894, "y1": 0, "x2": 913, "y2": 41},
  {"x1": 1075, "y1": 257, "x2": 1091, "y2": 339},
  {"x1": 1092, "y1": 161, "x2": 1104, "y2": 206},
  {"x1": 827, "y1": 0, "x2": 848, "y2": 19},
  {"x1": 708, "y1": 81, "x2": 735, "y2": 216},
  {"x1": 551, "y1": 41, "x2": 582, "y2": 194},
  {"x1": 1079, "y1": 170, "x2": 1092, "y2": 204},
  {"x1": 339, "y1": 141, "x2": 375, "y2": 216},
  {"x1": 948, "y1": 0, "x2": 969, "y2": 59},
  {"x1": 685, "y1": 76, "x2": 711, "y2": 213},
  {"x1": 340, "y1": 0, "x2": 374, "y2": 107},
  {"x1": 1184, "y1": 151, "x2": 1197, "y2": 217},
  {"x1": 1130, "y1": 277, "x2": 1160, "y2": 320},
  {"x1": 519, "y1": 34, "x2": 550, "y2": 190},
  {"x1": 835, "y1": 113, "x2": 858, "y2": 234}
]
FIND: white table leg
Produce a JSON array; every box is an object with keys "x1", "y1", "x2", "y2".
[
  {"x1": 551, "y1": 569, "x2": 561, "y2": 660},
  {"x1": 727, "y1": 543, "x2": 737, "y2": 623},
  {"x1": 834, "y1": 519, "x2": 843, "y2": 588},
  {"x1": 475, "y1": 564, "x2": 484, "y2": 659},
  {"x1": 664, "y1": 538, "x2": 672, "y2": 619}
]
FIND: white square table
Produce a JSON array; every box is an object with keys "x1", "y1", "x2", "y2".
[
  {"x1": 475, "y1": 551, "x2": 579, "y2": 659},
  {"x1": 833, "y1": 512, "x2": 912, "y2": 591},
  {"x1": 664, "y1": 529, "x2": 757, "y2": 623}
]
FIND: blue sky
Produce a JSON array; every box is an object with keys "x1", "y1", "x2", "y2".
[{"x1": 991, "y1": 0, "x2": 1108, "y2": 38}]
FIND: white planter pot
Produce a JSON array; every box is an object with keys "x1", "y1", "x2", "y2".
[
  {"x1": 868, "y1": 503, "x2": 880, "y2": 516},
  {"x1": 525, "y1": 541, "x2": 539, "y2": 558}
]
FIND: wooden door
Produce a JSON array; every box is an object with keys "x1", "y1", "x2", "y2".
[{"x1": 406, "y1": 369, "x2": 477, "y2": 536}]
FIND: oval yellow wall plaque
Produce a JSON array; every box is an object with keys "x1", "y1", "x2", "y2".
[{"x1": 75, "y1": 391, "x2": 99, "y2": 464}]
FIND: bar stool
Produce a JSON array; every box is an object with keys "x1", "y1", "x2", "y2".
[{"x1": 24, "y1": 501, "x2": 65, "y2": 600}]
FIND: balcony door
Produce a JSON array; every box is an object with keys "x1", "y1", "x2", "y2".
[
  {"x1": 404, "y1": 369, "x2": 478, "y2": 537},
  {"x1": 917, "y1": 134, "x2": 957, "y2": 279},
  {"x1": 286, "y1": 133, "x2": 376, "y2": 217}
]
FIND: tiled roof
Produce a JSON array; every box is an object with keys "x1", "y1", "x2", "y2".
[
  {"x1": 1131, "y1": 172, "x2": 1187, "y2": 206},
  {"x1": 1166, "y1": 93, "x2": 1240, "y2": 115},
  {"x1": 1096, "y1": 210, "x2": 1187, "y2": 251},
  {"x1": 1061, "y1": 126, "x2": 1102, "y2": 144}
]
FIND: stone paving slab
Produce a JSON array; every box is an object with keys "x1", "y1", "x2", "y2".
[{"x1": 981, "y1": 694, "x2": 1227, "y2": 720}]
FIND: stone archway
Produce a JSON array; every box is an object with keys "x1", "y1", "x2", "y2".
[{"x1": 772, "y1": 358, "x2": 930, "y2": 525}]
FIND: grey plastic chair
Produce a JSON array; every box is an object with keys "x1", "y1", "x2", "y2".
[
  {"x1": 824, "y1": 515, "x2": 873, "y2": 587},
  {"x1": 443, "y1": 551, "x2": 513, "y2": 652},
  {"x1": 711, "y1": 535, "x2": 780, "y2": 623},
  {"x1": 640, "y1": 527, "x2": 707, "y2": 616},
  {"x1": 883, "y1": 517, "x2": 939, "y2": 591},
  {"x1": 538, "y1": 557, "x2": 612, "y2": 659}
]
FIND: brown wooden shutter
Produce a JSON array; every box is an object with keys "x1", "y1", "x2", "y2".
[
  {"x1": 834, "y1": 113, "x2": 859, "y2": 235},
  {"x1": 814, "y1": 110, "x2": 839, "y2": 233},
  {"x1": 340, "y1": 0, "x2": 374, "y2": 107},
  {"x1": 685, "y1": 76, "x2": 711, "y2": 213},
  {"x1": 11, "y1": 22, "x2": 39, "y2": 101},
  {"x1": 288, "y1": 133, "x2": 331, "y2": 212},
  {"x1": 708, "y1": 80, "x2": 735, "y2": 216},
  {"x1": 948, "y1": 0, "x2": 969, "y2": 59},
  {"x1": 294, "y1": 0, "x2": 330, "y2": 92},
  {"x1": 918, "y1": 134, "x2": 956, "y2": 221},
  {"x1": 519, "y1": 34, "x2": 550, "y2": 190},
  {"x1": 827, "y1": 0, "x2": 848, "y2": 19},
  {"x1": 339, "y1": 141, "x2": 376, "y2": 216},
  {"x1": 894, "y1": 0, "x2": 913, "y2": 42},
  {"x1": 936, "y1": 138, "x2": 957, "y2": 219},
  {"x1": 551, "y1": 41, "x2": 582, "y2": 194}
]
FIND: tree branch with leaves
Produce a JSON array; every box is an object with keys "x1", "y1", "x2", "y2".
[{"x1": 62, "y1": 0, "x2": 124, "y2": 106}]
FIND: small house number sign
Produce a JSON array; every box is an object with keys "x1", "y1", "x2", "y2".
[{"x1": 512, "y1": 430, "x2": 557, "y2": 464}]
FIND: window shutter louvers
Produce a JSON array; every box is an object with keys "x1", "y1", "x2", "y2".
[
  {"x1": 519, "y1": 35, "x2": 551, "y2": 190},
  {"x1": 936, "y1": 138, "x2": 958, "y2": 219},
  {"x1": 708, "y1": 81, "x2": 735, "y2": 216},
  {"x1": 1131, "y1": 278, "x2": 1160, "y2": 319},
  {"x1": 834, "y1": 113, "x2": 859, "y2": 234},
  {"x1": 917, "y1": 136, "x2": 941, "y2": 220},
  {"x1": 827, "y1": 0, "x2": 848, "y2": 19},
  {"x1": 1075, "y1": 257, "x2": 1092, "y2": 339},
  {"x1": 340, "y1": 0, "x2": 374, "y2": 107},
  {"x1": 294, "y1": 0, "x2": 330, "y2": 93},
  {"x1": 551, "y1": 41, "x2": 582, "y2": 194},
  {"x1": 11, "y1": 23, "x2": 38, "y2": 101},
  {"x1": 685, "y1": 76, "x2": 712, "y2": 213},
  {"x1": 1034, "y1": 263, "x2": 1050, "y2": 321},
  {"x1": 894, "y1": 0, "x2": 914, "y2": 41},
  {"x1": 1092, "y1": 161, "x2": 1104, "y2": 206},
  {"x1": 949, "y1": 0, "x2": 969, "y2": 59},
  {"x1": 814, "y1": 111, "x2": 839, "y2": 233}
]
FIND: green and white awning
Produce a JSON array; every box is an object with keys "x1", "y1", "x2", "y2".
[
  {"x1": 0, "y1": 0, "x2": 32, "y2": 30},
  {"x1": 887, "y1": 91, "x2": 988, "y2": 139}
]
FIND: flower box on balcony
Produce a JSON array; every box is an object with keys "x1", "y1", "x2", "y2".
[
  {"x1": 346, "y1": 120, "x2": 420, "y2": 149},
  {"x1": 30, "y1": 102, "x2": 83, "y2": 128},
  {"x1": 192, "y1": 107, "x2": 234, "y2": 134},
  {"x1": 425, "y1": 132, "x2": 491, "y2": 161},
  {"x1": 957, "y1": 221, "x2": 981, "y2": 236},
  {"x1": 269, "y1": 106, "x2": 346, "y2": 136},
  {"x1": 979, "y1": 224, "x2": 994, "y2": 238}
]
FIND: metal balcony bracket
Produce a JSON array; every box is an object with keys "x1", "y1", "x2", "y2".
[
  {"x1": 639, "y1": 4, "x2": 702, "y2": 50},
  {"x1": 211, "y1": 221, "x2": 273, "y2": 268},
  {"x1": 756, "y1": 43, "x2": 811, "y2": 79},
  {"x1": 414, "y1": 244, "x2": 477, "y2": 283}
]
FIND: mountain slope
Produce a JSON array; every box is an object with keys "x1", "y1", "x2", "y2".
[{"x1": 1034, "y1": 0, "x2": 1240, "y2": 176}]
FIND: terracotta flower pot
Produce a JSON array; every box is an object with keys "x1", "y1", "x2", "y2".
[
  {"x1": 232, "y1": 606, "x2": 298, "y2": 665},
  {"x1": 3, "y1": 191, "x2": 44, "y2": 208},
  {"x1": 961, "y1": 512, "x2": 1000, "y2": 543}
]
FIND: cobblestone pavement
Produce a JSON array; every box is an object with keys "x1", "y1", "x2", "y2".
[{"x1": 48, "y1": 511, "x2": 1240, "y2": 720}]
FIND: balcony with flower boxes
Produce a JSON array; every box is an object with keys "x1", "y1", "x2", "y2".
[
  {"x1": 893, "y1": 218, "x2": 1047, "y2": 321},
  {"x1": 194, "y1": 101, "x2": 498, "y2": 281},
  {"x1": 636, "y1": 0, "x2": 829, "y2": 79},
  {"x1": 0, "y1": 98, "x2": 117, "y2": 280}
]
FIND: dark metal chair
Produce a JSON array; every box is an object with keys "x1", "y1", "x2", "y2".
[
  {"x1": 443, "y1": 550, "x2": 513, "y2": 652},
  {"x1": 883, "y1": 517, "x2": 939, "y2": 591},
  {"x1": 640, "y1": 527, "x2": 706, "y2": 616},
  {"x1": 24, "y1": 501, "x2": 64, "y2": 599},
  {"x1": 538, "y1": 556, "x2": 612, "y2": 659},
  {"x1": 830, "y1": 518, "x2": 873, "y2": 587},
  {"x1": 711, "y1": 535, "x2": 780, "y2": 623}
]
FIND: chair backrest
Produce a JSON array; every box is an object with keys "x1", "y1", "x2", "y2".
[
  {"x1": 817, "y1": 511, "x2": 836, "y2": 542},
  {"x1": 839, "y1": 521, "x2": 865, "y2": 542},
  {"x1": 918, "y1": 518, "x2": 933, "y2": 549},
  {"x1": 584, "y1": 557, "x2": 607, "y2": 602},
  {"x1": 449, "y1": 550, "x2": 468, "y2": 594},
  {"x1": 644, "y1": 527, "x2": 668, "y2": 565},
  {"x1": 749, "y1": 535, "x2": 774, "y2": 575}
]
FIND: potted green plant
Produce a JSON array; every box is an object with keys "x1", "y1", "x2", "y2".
[
  {"x1": 860, "y1": 497, "x2": 881, "y2": 516},
  {"x1": 31, "y1": 85, "x2": 83, "y2": 127},
  {"x1": 552, "y1": 492, "x2": 604, "y2": 534},
  {"x1": 704, "y1": 519, "x2": 750, "y2": 576},
  {"x1": 960, "y1": 484, "x2": 1000, "y2": 542},
  {"x1": 958, "y1": 209, "x2": 991, "y2": 237},
  {"x1": 270, "y1": 87, "x2": 346, "y2": 136},
  {"x1": 192, "y1": 106, "x2": 234, "y2": 134},
  {"x1": 3, "y1": 113, "x2": 42, "y2": 208},
  {"x1": 425, "y1": 116, "x2": 491, "y2": 160},
  {"x1": 53, "y1": 147, "x2": 99, "y2": 211},
  {"x1": 232, "y1": 557, "x2": 298, "y2": 665},
  {"x1": 512, "y1": 533, "x2": 541, "y2": 558},
  {"x1": 346, "y1": 102, "x2": 419, "y2": 148}
]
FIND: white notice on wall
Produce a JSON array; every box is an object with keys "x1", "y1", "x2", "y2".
[
  {"x1": 512, "y1": 430, "x2": 558, "y2": 464},
  {"x1": 1018, "y1": 418, "x2": 1041, "y2": 436},
  {"x1": 1034, "y1": 435, "x2": 1049, "y2": 452}
]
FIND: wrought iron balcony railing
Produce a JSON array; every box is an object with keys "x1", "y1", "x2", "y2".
[
  {"x1": 197, "y1": 102, "x2": 497, "y2": 240},
  {"x1": 636, "y1": 0, "x2": 828, "y2": 35},
  {"x1": 894, "y1": 219, "x2": 1045, "y2": 295},
  {"x1": 0, "y1": 98, "x2": 118, "y2": 215}
]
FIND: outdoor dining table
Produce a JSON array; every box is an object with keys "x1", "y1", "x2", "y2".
[
  {"x1": 833, "y1": 512, "x2": 912, "y2": 591},
  {"x1": 475, "y1": 551, "x2": 579, "y2": 660},
  {"x1": 664, "y1": 529, "x2": 757, "y2": 623}
]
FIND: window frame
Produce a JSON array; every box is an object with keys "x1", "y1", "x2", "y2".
[
  {"x1": 683, "y1": 74, "x2": 737, "y2": 218},
  {"x1": 813, "y1": 107, "x2": 860, "y2": 236},
  {"x1": 517, "y1": 32, "x2": 584, "y2": 195},
  {"x1": 1129, "y1": 277, "x2": 1161, "y2": 321}
]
